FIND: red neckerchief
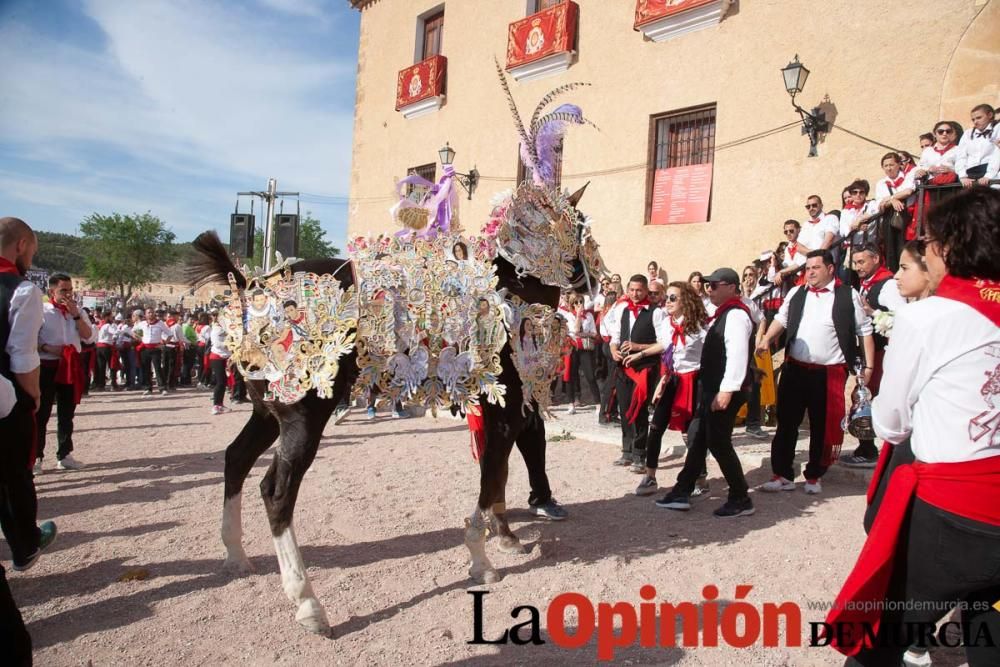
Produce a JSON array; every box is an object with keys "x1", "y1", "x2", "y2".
[
  {"x1": 860, "y1": 265, "x2": 894, "y2": 293},
  {"x1": 902, "y1": 163, "x2": 915, "y2": 174},
  {"x1": 844, "y1": 201, "x2": 864, "y2": 211},
  {"x1": 886, "y1": 174, "x2": 905, "y2": 189},
  {"x1": 709, "y1": 296, "x2": 749, "y2": 322},
  {"x1": 52, "y1": 301, "x2": 72, "y2": 318},
  {"x1": 932, "y1": 142, "x2": 955, "y2": 155},
  {"x1": 670, "y1": 317, "x2": 686, "y2": 347},
  {"x1": 165, "y1": 317, "x2": 177, "y2": 327},
  {"x1": 788, "y1": 244, "x2": 798, "y2": 259},
  {"x1": 934, "y1": 275, "x2": 1000, "y2": 327},
  {"x1": 0, "y1": 257, "x2": 21, "y2": 276},
  {"x1": 807, "y1": 214, "x2": 822, "y2": 224},
  {"x1": 807, "y1": 278, "x2": 839, "y2": 297},
  {"x1": 617, "y1": 296, "x2": 650, "y2": 318}
]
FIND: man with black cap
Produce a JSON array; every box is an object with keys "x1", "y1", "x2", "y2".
[{"x1": 656, "y1": 267, "x2": 756, "y2": 518}]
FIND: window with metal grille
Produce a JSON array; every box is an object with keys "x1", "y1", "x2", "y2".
[
  {"x1": 517, "y1": 140, "x2": 563, "y2": 189},
  {"x1": 534, "y1": 0, "x2": 564, "y2": 11},
  {"x1": 406, "y1": 163, "x2": 436, "y2": 201},
  {"x1": 646, "y1": 105, "x2": 716, "y2": 223},
  {"x1": 422, "y1": 11, "x2": 444, "y2": 59}
]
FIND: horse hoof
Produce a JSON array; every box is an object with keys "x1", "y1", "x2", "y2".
[
  {"x1": 222, "y1": 556, "x2": 255, "y2": 575},
  {"x1": 296, "y1": 598, "x2": 331, "y2": 636},
  {"x1": 470, "y1": 566, "x2": 501, "y2": 584},
  {"x1": 498, "y1": 537, "x2": 525, "y2": 554}
]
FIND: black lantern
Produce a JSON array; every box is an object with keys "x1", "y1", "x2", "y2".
[
  {"x1": 781, "y1": 55, "x2": 828, "y2": 158},
  {"x1": 438, "y1": 142, "x2": 479, "y2": 199}
]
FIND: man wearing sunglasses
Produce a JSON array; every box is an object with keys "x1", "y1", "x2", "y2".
[
  {"x1": 656, "y1": 268, "x2": 755, "y2": 518},
  {"x1": 799, "y1": 195, "x2": 837, "y2": 254}
]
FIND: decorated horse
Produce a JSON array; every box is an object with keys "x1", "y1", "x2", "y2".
[{"x1": 186, "y1": 67, "x2": 605, "y2": 635}]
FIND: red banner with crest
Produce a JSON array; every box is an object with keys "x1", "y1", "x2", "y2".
[
  {"x1": 634, "y1": 0, "x2": 716, "y2": 29},
  {"x1": 506, "y1": 1, "x2": 578, "y2": 70},
  {"x1": 395, "y1": 55, "x2": 447, "y2": 111}
]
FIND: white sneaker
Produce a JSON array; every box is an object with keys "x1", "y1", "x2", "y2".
[
  {"x1": 160, "y1": 389, "x2": 169, "y2": 396},
  {"x1": 760, "y1": 475, "x2": 795, "y2": 492},
  {"x1": 33, "y1": 459, "x2": 42, "y2": 476},
  {"x1": 56, "y1": 455, "x2": 85, "y2": 471},
  {"x1": 804, "y1": 479, "x2": 822, "y2": 495},
  {"x1": 902, "y1": 648, "x2": 932, "y2": 667},
  {"x1": 212, "y1": 404, "x2": 229, "y2": 415},
  {"x1": 567, "y1": 404, "x2": 576, "y2": 415}
]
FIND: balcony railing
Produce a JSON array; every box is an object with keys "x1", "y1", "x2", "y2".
[
  {"x1": 505, "y1": 1, "x2": 578, "y2": 82},
  {"x1": 395, "y1": 54, "x2": 447, "y2": 119}
]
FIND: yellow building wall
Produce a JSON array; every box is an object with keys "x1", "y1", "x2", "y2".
[{"x1": 348, "y1": 0, "x2": 998, "y2": 279}]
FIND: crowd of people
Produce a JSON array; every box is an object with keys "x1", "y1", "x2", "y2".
[{"x1": 1, "y1": 103, "x2": 998, "y2": 666}]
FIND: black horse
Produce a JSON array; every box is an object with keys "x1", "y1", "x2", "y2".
[{"x1": 187, "y1": 193, "x2": 596, "y2": 634}]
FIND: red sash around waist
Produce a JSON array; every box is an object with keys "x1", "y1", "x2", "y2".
[
  {"x1": 826, "y1": 447, "x2": 1000, "y2": 656},
  {"x1": 668, "y1": 369, "x2": 698, "y2": 431}
]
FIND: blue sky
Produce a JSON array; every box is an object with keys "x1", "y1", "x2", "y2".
[{"x1": 0, "y1": 0, "x2": 360, "y2": 249}]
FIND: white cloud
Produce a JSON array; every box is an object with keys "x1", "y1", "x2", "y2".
[{"x1": 257, "y1": 0, "x2": 329, "y2": 20}]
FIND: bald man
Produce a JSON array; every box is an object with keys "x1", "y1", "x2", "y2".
[{"x1": 0, "y1": 217, "x2": 57, "y2": 662}]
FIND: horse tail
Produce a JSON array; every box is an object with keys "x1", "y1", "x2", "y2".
[{"x1": 186, "y1": 230, "x2": 248, "y2": 291}]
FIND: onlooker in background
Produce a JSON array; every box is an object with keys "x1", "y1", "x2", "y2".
[
  {"x1": 564, "y1": 295, "x2": 600, "y2": 415},
  {"x1": 913, "y1": 121, "x2": 960, "y2": 185},
  {"x1": 134, "y1": 307, "x2": 172, "y2": 396},
  {"x1": 648, "y1": 279, "x2": 664, "y2": 308},
  {"x1": 36, "y1": 272, "x2": 95, "y2": 472},
  {"x1": 597, "y1": 285, "x2": 620, "y2": 425},
  {"x1": 208, "y1": 314, "x2": 232, "y2": 415},
  {"x1": 647, "y1": 260, "x2": 666, "y2": 285},
  {"x1": 740, "y1": 266, "x2": 769, "y2": 440},
  {"x1": 162, "y1": 309, "x2": 183, "y2": 390},
  {"x1": 633, "y1": 281, "x2": 707, "y2": 497},
  {"x1": 128, "y1": 309, "x2": 143, "y2": 388},
  {"x1": 0, "y1": 217, "x2": 57, "y2": 663},
  {"x1": 840, "y1": 180, "x2": 879, "y2": 259},
  {"x1": 94, "y1": 310, "x2": 119, "y2": 391},
  {"x1": 688, "y1": 271, "x2": 711, "y2": 313},
  {"x1": 874, "y1": 152, "x2": 916, "y2": 264},
  {"x1": 111, "y1": 313, "x2": 130, "y2": 389},
  {"x1": 956, "y1": 102, "x2": 999, "y2": 187},
  {"x1": 79, "y1": 307, "x2": 96, "y2": 395},
  {"x1": 197, "y1": 312, "x2": 213, "y2": 387},
  {"x1": 801, "y1": 195, "x2": 839, "y2": 253},
  {"x1": 918, "y1": 132, "x2": 934, "y2": 151},
  {"x1": 180, "y1": 313, "x2": 198, "y2": 386},
  {"x1": 757, "y1": 250, "x2": 874, "y2": 495},
  {"x1": 898, "y1": 150, "x2": 918, "y2": 175}
]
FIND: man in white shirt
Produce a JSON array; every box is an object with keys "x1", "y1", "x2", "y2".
[
  {"x1": 957, "y1": 103, "x2": 1000, "y2": 187},
  {"x1": 756, "y1": 250, "x2": 874, "y2": 494},
  {"x1": 609, "y1": 275, "x2": 669, "y2": 471},
  {"x1": 135, "y1": 307, "x2": 174, "y2": 395},
  {"x1": 94, "y1": 312, "x2": 118, "y2": 391},
  {"x1": 0, "y1": 217, "x2": 58, "y2": 586},
  {"x1": 655, "y1": 267, "x2": 755, "y2": 518},
  {"x1": 35, "y1": 272, "x2": 95, "y2": 472},
  {"x1": 800, "y1": 195, "x2": 838, "y2": 253}
]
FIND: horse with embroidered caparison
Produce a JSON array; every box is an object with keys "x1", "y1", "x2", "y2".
[{"x1": 185, "y1": 71, "x2": 603, "y2": 636}]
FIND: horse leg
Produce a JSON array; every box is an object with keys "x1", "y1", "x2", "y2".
[
  {"x1": 261, "y1": 399, "x2": 335, "y2": 635},
  {"x1": 490, "y1": 460, "x2": 525, "y2": 554},
  {"x1": 466, "y1": 429, "x2": 517, "y2": 583},
  {"x1": 222, "y1": 407, "x2": 280, "y2": 574}
]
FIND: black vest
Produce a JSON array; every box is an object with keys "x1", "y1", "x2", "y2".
[
  {"x1": 620, "y1": 305, "x2": 658, "y2": 370},
  {"x1": 0, "y1": 272, "x2": 24, "y2": 381},
  {"x1": 864, "y1": 277, "x2": 892, "y2": 350},
  {"x1": 699, "y1": 306, "x2": 752, "y2": 395},
  {"x1": 785, "y1": 284, "x2": 859, "y2": 368}
]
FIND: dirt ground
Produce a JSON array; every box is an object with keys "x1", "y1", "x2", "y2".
[{"x1": 5, "y1": 388, "x2": 968, "y2": 666}]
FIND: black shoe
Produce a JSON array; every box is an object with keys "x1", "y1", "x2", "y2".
[
  {"x1": 713, "y1": 497, "x2": 755, "y2": 518},
  {"x1": 530, "y1": 499, "x2": 568, "y2": 521},
  {"x1": 655, "y1": 491, "x2": 691, "y2": 511},
  {"x1": 12, "y1": 521, "x2": 57, "y2": 572}
]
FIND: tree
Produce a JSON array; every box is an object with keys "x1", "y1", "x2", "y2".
[
  {"x1": 79, "y1": 212, "x2": 176, "y2": 304},
  {"x1": 32, "y1": 231, "x2": 87, "y2": 274},
  {"x1": 251, "y1": 211, "x2": 339, "y2": 268}
]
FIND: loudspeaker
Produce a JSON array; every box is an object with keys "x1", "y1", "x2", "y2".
[
  {"x1": 274, "y1": 214, "x2": 299, "y2": 258},
  {"x1": 230, "y1": 214, "x2": 255, "y2": 258}
]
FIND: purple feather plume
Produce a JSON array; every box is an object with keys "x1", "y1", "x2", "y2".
[{"x1": 533, "y1": 103, "x2": 583, "y2": 185}]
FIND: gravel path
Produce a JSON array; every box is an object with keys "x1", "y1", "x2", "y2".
[{"x1": 5, "y1": 388, "x2": 967, "y2": 665}]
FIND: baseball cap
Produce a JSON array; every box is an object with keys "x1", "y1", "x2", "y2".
[
  {"x1": 115, "y1": 313, "x2": 124, "y2": 321},
  {"x1": 703, "y1": 268, "x2": 740, "y2": 285}
]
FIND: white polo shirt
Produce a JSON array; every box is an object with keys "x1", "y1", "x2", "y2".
[{"x1": 799, "y1": 214, "x2": 838, "y2": 251}]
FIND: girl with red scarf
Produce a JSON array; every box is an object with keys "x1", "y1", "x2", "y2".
[
  {"x1": 629, "y1": 282, "x2": 708, "y2": 497},
  {"x1": 827, "y1": 188, "x2": 1000, "y2": 666}
]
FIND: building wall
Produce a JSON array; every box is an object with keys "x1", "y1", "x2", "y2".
[{"x1": 348, "y1": 0, "x2": 998, "y2": 279}]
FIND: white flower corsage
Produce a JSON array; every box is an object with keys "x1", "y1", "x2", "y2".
[{"x1": 873, "y1": 310, "x2": 895, "y2": 338}]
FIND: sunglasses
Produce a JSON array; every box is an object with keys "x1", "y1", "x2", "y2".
[
  {"x1": 935, "y1": 128, "x2": 953, "y2": 134},
  {"x1": 649, "y1": 291, "x2": 663, "y2": 297},
  {"x1": 783, "y1": 229, "x2": 797, "y2": 235},
  {"x1": 849, "y1": 189, "x2": 865, "y2": 195},
  {"x1": 665, "y1": 294, "x2": 679, "y2": 303},
  {"x1": 804, "y1": 203, "x2": 820, "y2": 209}
]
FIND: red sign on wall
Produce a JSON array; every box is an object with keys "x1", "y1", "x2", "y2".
[
  {"x1": 634, "y1": 0, "x2": 716, "y2": 28},
  {"x1": 506, "y1": 1, "x2": 578, "y2": 70},
  {"x1": 649, "y1": 163, "x2": 713, "y2": 225},
  {"x1": 395, "y1": 55, "x2": 447, "y2": 111}
]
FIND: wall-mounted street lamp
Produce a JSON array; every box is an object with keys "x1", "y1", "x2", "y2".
[
  {"x1": 438, "y1": 142, "x2": 480, "y2": 199},
  {"x1": 781, "y1": 55, "x2": 829, "y2": 158}
]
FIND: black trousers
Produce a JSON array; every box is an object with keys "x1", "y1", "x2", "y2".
[
  {"x1": 180, "y1": 348, "x2": 196, "y2": 385},
  {"x1": 850, "y1": 489, "x2": 1000, "y2": 666},
  {"x1": 211, "y1": 358, "x2": 228, "y2": 406},
  {"x1": 0, "y1": 565, "x2": 31, "y2": 666},
  {"x1": 94, "y1": 346, "x2": 115, "y2": 388},
  {"x1": 0, "y1": 392, "x2": 41, "y2": 564},
  {"x1": 616, "y1": 365, "x2": 659, "y2": 461},
  {"x1": 141, "y1": 348, "x2": 166, "y2": 391},
  {"x1": 599, "y1": 342, "x2": 619, "y2": 422},
  {"x1": 745, "y1": 354, "x2": 762, "y2": 429},
  {"x1": 36, "y1": 364, "x2": 75, "y2": 461},
  {"x1": 770, "y1": 361, "x2": 845, "y2": 481},
  {"x1": 567, "y1": 348, "x2": 601, "y2": 405},
  {"x1": 198, "y1": 346, "x2": 211, "y2": 385},
  {"x1": 161, "y1": 346, "x2": 178, "y2": 389},
  {"x1": 645, "y1": 374, "x2": 702, "y2": 472},
  {"x1": 671, "y1": 389, "x2": 750, "y2": 502}
]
